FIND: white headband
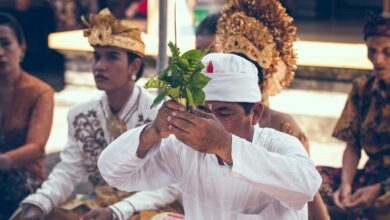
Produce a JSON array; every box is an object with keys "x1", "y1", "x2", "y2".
[{"x1": 202, "y1": 53, "x2": 262, "y2": 103}]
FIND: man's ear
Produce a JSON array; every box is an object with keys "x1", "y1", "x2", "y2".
[
  {"x1": 128, "y1": 57, "x2": 142, "y2": 75},
  {"x1": 251, "y1": 102, "x2": 264, "y2": 125}
]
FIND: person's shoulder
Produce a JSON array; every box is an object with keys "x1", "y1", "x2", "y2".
[
  {"x1": 269, "y1": 109, "x2": 295, "y2": 124},
  {"x1": 351, "y1": 74, "x2": 373, "y2": 91},
  {"x1": 256, "y1": 125, "x2": 302, "y2": 144},
  {"x1": 19, "y1": 71, "x2": 54, "y2": 95},
  {"x1": 269, "y1": 109, "x2": 303, "y2": 132},
  {"x1": 352, "y1": 74, "x2": 371, "y2": 85}
]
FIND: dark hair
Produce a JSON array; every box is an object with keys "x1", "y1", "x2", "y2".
[
  {"x1": 0, "y1": 12, "x2": 25, "y2": 46},
  {"x1": 196, "y1": 12, "x2": 221, "y2": 36},
  {"x1": 127, "y1": 52, "x2": 144, "y2": 81},
  {"x1": 231, "y1": 52, "x2": 264, "y2": 85},
  {"x1": 363, "y1": 12, "x2": 390, "y2": 41},
  {"x1": 238, "y1": 102, "x2": 256, "y2": 115}
]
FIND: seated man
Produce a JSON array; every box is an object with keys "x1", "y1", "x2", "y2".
[{"x1": 98, "y1": 53, "x2": 322, "y2": 219}]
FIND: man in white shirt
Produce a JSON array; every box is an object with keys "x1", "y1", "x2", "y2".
[{"x1": 98, "y1": 53, "x2": 322, "y2": 219}]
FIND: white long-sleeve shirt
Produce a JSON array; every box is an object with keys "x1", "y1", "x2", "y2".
[
  {"x1": 22, "y1": 86, "x2": 181, "y2": 219},
  {"x1": 98, "y1": 124, "x2": 322, "y2": 220}
]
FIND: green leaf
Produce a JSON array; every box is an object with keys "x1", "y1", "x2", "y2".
[
  {"x1": 181, "y1": 49, "x2": 202, "y2": 61},
  {"x1": 168, "y1": 41, "x2": 180, "y2": 57},
  {"x1": 177, "y1": 58, "x2": 190, "y2": 70},
  {"x1": 192, "y1": 89, "x2": 206, "y2": 106},
  {"x1": 189, "y1": 72, "x2": 211, "y2": 89},
  {"x1": 185, "y1": 88, "x2": 195, "y2": 107},
  {"x1": 159, "y1": 66, "x2": 171, "y2": 81},
  {"x1": 145, "y1": 42, "x2": 210, "y2": 111},
  {"x1": 167, "y1": 87, "x2": 181, "y2": 98},
  {"x1": 150, "y1": 90, "x2": 169, "y2": 109},
  {"x1": 144, "y1": 78, "x2": 170, "y2": 89}
]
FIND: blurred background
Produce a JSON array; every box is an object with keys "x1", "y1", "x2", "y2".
[{"x1": 1, "y1": 0, "x2": 388, "y2": 168}]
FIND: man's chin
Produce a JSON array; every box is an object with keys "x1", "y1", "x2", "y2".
[
  {"x1": 375, "y1": 73, "x2": 390, "y2": 84},
  {"x1": 95, "y1": 84, "x2": 109, "y2": 91}
]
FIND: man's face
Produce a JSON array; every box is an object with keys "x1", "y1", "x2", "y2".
[
  {"x1": 196, "y1": 34, "x2": 219, "y2": 54},
  {"x1": 366, "y1": 36, "x2": 390, "y2": 84},
  {"x1": 92, "y1": 46, "x2": 134, "y2": 91},
  {"x1": 199, "y1": 101, "x2": 262, "y2": 141}
]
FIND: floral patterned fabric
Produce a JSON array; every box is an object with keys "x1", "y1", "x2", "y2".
[
  {"x1": 318, "y1": 75, "x2": 390, "y2": 219},
  {"x1": 21, "y1": 86, "x2": 170, "y2": 219}
]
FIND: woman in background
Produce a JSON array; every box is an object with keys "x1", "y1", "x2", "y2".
[
  {"x1": 0, "y1": 12, "x2": 54, "y2": 219},
  {"x1": 317, "y1": 13, "x2": 390, "y2": 220}
]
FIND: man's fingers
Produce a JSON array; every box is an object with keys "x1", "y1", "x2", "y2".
[
  {"x1": 350, "y1": 190, "x2": 363, "y2": 202},
  {"x1": 345, "y1": 197, "x2": 364, "y2": 209},
  {"x1": 333, "y1": 191, "x2": 345, "y2": 210},
  {"x1": 191, "y1": 107, "x2": 214, "y2": 119},
  {"x1": 170, "y1": 125, "x2": 191, "y2": 143},
  {"x1": 345, "y1": 190, "x2": 365, "y2": 210},
  {"x1": 168, "y1": 115, "x2": 193, "y2": 133},
  {"x1": 171, "y1": 111, "x2": 199, "y2": 125},
  {"x1": 171, "y1": 125, "x2": 209, "y2": 153},
  {"x1": 164, "y1": 100, "x2": 186, "y2": 111}
]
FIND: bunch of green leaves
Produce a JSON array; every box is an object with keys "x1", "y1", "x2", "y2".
[{"x1": 144, "y1": 42, "x2": 211, "y2": 110}]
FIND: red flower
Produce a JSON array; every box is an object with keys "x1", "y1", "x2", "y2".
[{"x1": 206, "y1": 61, "x2": 213, "y2": 73}]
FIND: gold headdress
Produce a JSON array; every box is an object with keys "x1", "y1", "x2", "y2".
[
  {"x1": 217, "y1": 0, "x2": 297, "y2": 91},
  {"x1": 82, "y1": 8, "x2": 145, "y2": 57}
]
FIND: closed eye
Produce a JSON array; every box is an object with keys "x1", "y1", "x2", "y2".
[
  {"x1": 215, "y1": 108, "x2": 234, "y2": 117},
  {"x1": 0, "y1": 39, "x2": 10, "y2": 47}
]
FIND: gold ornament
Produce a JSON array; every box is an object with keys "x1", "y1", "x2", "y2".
[
  {"x1": 217, "y1": 0, "x2": 297, "y2": 90},
  {"x1": 82, "y1": 8, "x2": 145, "y2": 57},
  {"x1": 107, "y1": 115, "x2": 127, "y2": 139}
]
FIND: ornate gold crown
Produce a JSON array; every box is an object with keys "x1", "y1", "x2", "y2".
[
  {"x1": 82, "y1": 8, "x2": 145, "y2": 57},
  {"x1": 217, "y1": 0, "x2": 297, "y2": 89}
]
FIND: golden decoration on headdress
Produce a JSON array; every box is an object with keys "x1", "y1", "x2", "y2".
[
  {"x1": 217, "y1": 0, "x2": 297, "y2": 90},
  {"x1": 82, "y1": 8, "x2": 145, "y2": 57}
]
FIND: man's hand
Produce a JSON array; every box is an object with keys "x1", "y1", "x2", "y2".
[
  {"x1": 137, "y1": 100, "x2": 185, "y2": 158},
  {"x1": 0, "y1": 154, "x2": 12, "y2": 170},
  {"x1": 332, "y1": 182, "x2": 352, "y2": 210},
  {"x1": 344, "y1": 183, "x2": 381, "y2": 211},
  {"x1": 82, "y1": 207, "x2": 113, "y2": 220},
  {"x1": 168, "y1": 107, "x2": 232, "y2": 164},
  {"x1": 151, "y1": 100, "x2": 186, "y2": 139},
  {"x1": 21, "y1": 204, "x2": 44, "y2": 220}
]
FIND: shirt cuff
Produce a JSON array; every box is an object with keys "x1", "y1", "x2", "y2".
[
  {"x1": 21, "y1": 192, "x2": 55, "y2": 215},
  {"x1": 109, "y1": 200, "x2": 136, "y2": 220}
]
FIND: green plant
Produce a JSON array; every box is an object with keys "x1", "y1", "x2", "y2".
[{"x1": 144, "y1": 42, "x2": 211, "y2": 110}]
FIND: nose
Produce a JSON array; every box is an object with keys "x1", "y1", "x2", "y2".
[
  {"x1": 371, "y1": 52, "x2": 385, "y2": 65},
  {"x1": 0, "y1": 46, "x2": 4, "y2": 57},
  {"x1": 93, "y1": 58, "x2": 107, "y2": 72}
]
